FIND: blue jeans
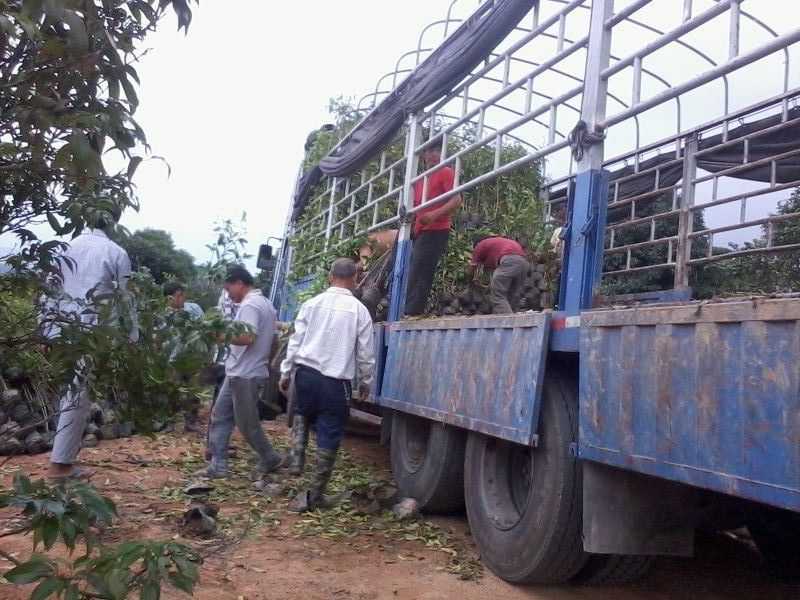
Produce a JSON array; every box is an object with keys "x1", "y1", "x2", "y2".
[
  {"x1": 207, "y1": 376, "x2": 279, "y2": 472},
  {"x1": 294, "y1": 365, "x2": 350, "y2": 451}
]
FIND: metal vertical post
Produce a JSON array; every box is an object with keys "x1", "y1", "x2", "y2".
[
  {"x1": 560, "y1": 0, "x2": 613, "y2": 315},
  {"x1": 675, "y1": 135, "x2": 698, "y2": 290},
  {"x1": 682, "y1": 0, "x2": 693, "y2": 22},
  {"x1": 388, "y1": 115, "x2": 422, "y2": 322},
  {"x1": 578, "y1": 0, "x2": 612, "y2": 174},
  {"x1": 729, "y1": 0, "x2": 741, "y2": 59},
  {"x1": 324, "y1": 177, "x2": 337, "y2": 248},
  {"x1": 270, "y1": 164, "x2": 303, "y2": 306},
  {"x1": 269, "y1": 228, "x2": 288, "y2": 307}
]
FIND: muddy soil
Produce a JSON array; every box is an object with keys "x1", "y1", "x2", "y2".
[{"x1": 1, "y1": 418, "x2": 798, "y2": 600}]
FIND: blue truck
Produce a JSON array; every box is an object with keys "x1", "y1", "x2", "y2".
[{"x1": 271, "y1": 0, "x2": 800, "y2": 584}]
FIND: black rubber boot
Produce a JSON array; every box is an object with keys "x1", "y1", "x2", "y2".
[
  {"x1": 184, "y1": 410, "x2": 201, "y2": 434},
  {"x1": 289, "y1": 448, "x2": 338, "y2": 513},
  {"x1": 287, "y1": 416, "x2": 309, "y2": 477},
  {"x1": 309, "y1": 448, "x2": 336, "y2": 505}
]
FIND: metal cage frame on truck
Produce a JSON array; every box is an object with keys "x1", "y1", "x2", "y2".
[{"x1": 273, "y1": 0, "x2": 800, "y2": 585}]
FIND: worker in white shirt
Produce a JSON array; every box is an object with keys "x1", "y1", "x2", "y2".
[
  {"x1": 280, "y1": 258, "x2": 375, "y2": 512},
  {"x1": 43, "y1": 214, "x2": 136, "y2": 480}
]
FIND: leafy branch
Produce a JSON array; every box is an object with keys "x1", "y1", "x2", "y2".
[{"x1": 1, "y1": 474, "x2": 200, "y2": 600}]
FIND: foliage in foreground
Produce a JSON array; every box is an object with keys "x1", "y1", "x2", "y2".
[
  {"x1": 0, "y1": 267, "x2": 249, "y2": 439},
  {"x1": 35, "y1": 269, "x2": 250, "y2": 432},
  {"x1": 0, "y1": 0, "x2": 194, "y2": 277},
  {"x1": 0, "y1": 6, "x2": 211, "y2": 595},
  {"x1": 0, "y1": 474, "x2": 200, "y2": 600},
  {"x1": 0, "y1": 0, "x2": 218, "y2": 439}
]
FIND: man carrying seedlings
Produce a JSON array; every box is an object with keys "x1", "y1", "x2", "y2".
[
  {"x1": 195, "y1": 266, "x2": 283, "y2": 478},
  {"x1": 279, "y1": 258, "x2": 375, "y2": 512},
  {"x1": 468, "y1": 235, "x2": 530, "y2": 314},
  {"x1": 44, "y1": 212, "x2": 136, "y2": 480},
  {"x1": 163, "y1": 281, "x2": 205, "y2": 433},
  {"x1": 405, "y1": 135, "x2": 463, "y2": 316},
  {"x1": 164, "y1": 281, "x2": 204, "y2": 320}
]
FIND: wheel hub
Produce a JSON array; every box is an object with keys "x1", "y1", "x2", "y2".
[
  {"x1": 402, "y1": 415, "x2": 431, "y2": 474},
  {"x1": 483, "y1": 438, "x2": 533, "y2": 531}
]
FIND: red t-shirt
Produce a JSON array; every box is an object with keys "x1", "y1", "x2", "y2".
[
  {"x1": 413, "y1": 166, "x2": 455, "y2": 236},
  {"x1": 471, "y1": 237, "x2": 526, "y2": 269}
]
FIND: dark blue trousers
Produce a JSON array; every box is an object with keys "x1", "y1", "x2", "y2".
[{"x1": 294, "y1": 365, "x2": 350, "y2": 451}]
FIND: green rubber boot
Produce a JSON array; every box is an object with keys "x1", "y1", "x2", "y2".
[
  {"x1": 289, "y1": 448, "x2": 338, "y2": 513},
  {"x1": 287, "y1": 416, "x2": 309, "y2": 477}
]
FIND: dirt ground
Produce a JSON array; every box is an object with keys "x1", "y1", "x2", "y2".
[{"x1": 1, "y1": 417, "x2": 798, "y2": 600}]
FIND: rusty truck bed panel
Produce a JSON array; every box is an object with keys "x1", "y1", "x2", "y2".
[
  {"x1": 378, "y1": 313, "x2": 550, "y2": 445},
  {"x1": 580, "y1": 298, "x2": 800, "y2": 511}
]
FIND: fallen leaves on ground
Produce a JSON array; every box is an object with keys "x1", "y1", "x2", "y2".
[{"x1": 153, "y1": 425, "x2": 483, "y2": 581}]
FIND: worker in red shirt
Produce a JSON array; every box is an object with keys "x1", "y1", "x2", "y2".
[
  {"x1": 468, "y1": 236, "x2": 530, "y2": 314},
  {"x1": 405, "y1": 136, "x2": 462, "y2": 316}
]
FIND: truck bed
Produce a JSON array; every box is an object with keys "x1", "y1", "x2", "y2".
[
  {"x1": 379, "y1": 313, "x2": 551, "y2": 446},
  {"x1": 580, "y1": 297, "x2": 800, "y2": 511}
]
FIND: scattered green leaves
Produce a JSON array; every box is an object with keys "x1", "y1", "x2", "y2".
[{"x1": 1, "y1": 475, "x2": 201, "y2": 600}]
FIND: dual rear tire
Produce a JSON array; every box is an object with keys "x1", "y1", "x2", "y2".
[
  {"x1": 390, "y1": 370, "x2": 654, "y2": 585},
  {"x1": 463, "y1": 369, "x2": 587, "y2": 583},
  {"x1": 390, "y1": 412, "x2": 466, "y2": 513}
]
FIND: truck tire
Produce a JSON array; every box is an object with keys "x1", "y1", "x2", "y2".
[
  {"x1": 572, "y1": 555, "x2": 654, "y2": 585},
  {"x1": 390, "y1": 412, "x2": 466, "y2": 513},
  {"x1": 463, "y1": 369, "x2": 586, "y2": 584},
  {"x1": 748, "y1": 507, "x2": 800, "y2": 580}
]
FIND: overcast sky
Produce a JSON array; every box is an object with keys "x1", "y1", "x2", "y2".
[{"x1": 120, "y1": 0, "x2": 465, "y2": 267}]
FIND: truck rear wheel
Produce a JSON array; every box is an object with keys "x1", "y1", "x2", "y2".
[
  {"x1": 572, "y1": 554, "x2": 654, "y2": 585},
  {"x1": 463, "y1": 370, "x2": 586, "y2": 584},
  {"x1": 748, "y1": 507, "x2": 800, "y2": 580},
  {"x1": 390, "y1": 412, "x2": 466, "y2": 513}
]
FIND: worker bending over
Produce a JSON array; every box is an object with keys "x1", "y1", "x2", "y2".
[
  {"x1": 280, "y1": 258, "x2": 375, "y2": 512},
  {"x1": 469, "y1": 236, "x2": 530, "y2": 314}
]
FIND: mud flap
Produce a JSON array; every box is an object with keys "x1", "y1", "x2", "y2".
[
  {"x1": 583, "y1": 461, "x2": 695, "y2": 556},
  {"x1": 380, "y1": 410, "x2": 393, "y2": 446}
]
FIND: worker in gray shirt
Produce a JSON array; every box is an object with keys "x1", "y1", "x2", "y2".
[
  {"x1": 44, "y1": 215, "x2": 136, "y2": 480},
  {"x1": 196, "y1": 266, "x2": 283, "y2": 478}
]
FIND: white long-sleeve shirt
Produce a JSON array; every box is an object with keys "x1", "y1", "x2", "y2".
[
  {"x1": 281, "y1": 287, "x2": 375, "y2": 387},
  {"x1": 41, "y1": 229, "x2": 137, "y2": 340}
]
